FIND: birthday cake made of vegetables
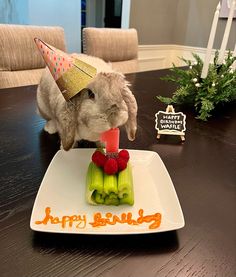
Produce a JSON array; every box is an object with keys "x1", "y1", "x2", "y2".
[
  {"x1": 86, "y1": 148, "x2": 134, "y2": 206},
  {"x1": 86, "y1": 128, "x2": 134, "y2": 206}
]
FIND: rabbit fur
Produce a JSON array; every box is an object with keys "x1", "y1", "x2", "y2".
[{"x1": 37, "y1": 54, "x2": 138, "y2": 151}]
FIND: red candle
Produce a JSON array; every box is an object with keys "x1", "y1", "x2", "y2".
[{"x1": 100, "y1": 128, "x2": 120, "y2": 154}]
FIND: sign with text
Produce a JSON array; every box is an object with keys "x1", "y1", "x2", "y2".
[{"x1": 155, "y1": 105, "x2": 186, "y2": 140}]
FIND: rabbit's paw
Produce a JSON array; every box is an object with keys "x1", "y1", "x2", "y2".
[{"x1": 44, "y1": 120, "x2": 57, "y2": 134}]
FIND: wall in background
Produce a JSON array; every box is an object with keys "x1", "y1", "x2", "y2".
[
  {"x1": 130, "y1": 0, "x2": 236, "y2": 50},
  {"x1": 130, "y1": 0, "x2": 177, "y2": 45},
  {"x1": 28, "y1": 0, "x2": 81, "y2": 53},
  {"x1": 0, "y1": 0, "x2": 29, "y2": 24},
  {"x1": 173, "y1": 0, "x2": 236, "y2": 50},
  {"x1": 0, "y1": 0, "x2": 81, "y2": 53}
]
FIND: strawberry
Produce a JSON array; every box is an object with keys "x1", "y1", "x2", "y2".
[
  {"x1": 104, "y1": 158, "x2": 118, "y2": 175},
  {"x1": 116, "y1": 157, "x2": 128, "y2": 171},
  {"x1": 118, "y1": 149, "x2": 130, "y2": 162},
  {"x1": 92, "y1": 150, "x2": 107, "y2": 167}
]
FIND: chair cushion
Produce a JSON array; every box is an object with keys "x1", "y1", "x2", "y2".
[
  {"x1": 0, "y1": 68, "x2": 45, "y2": 89},
  {"x1": 0, "y1": 24, "x2": 66, "y2": 71},
  {"x1": 83, "y1": 28, "x2": 138, "y2": 62}
]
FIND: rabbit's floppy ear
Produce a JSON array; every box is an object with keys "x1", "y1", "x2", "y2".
[
  {"x1": 121, "y1": 82, "x2": 138, "y2": 141},
  {"x1": 56, "y1": 104, "x2": 77, "y2": 151}
]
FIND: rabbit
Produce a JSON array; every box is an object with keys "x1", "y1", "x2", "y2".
[{"x1": 37, "y1": 54, "x2": 138, "y2": 151}]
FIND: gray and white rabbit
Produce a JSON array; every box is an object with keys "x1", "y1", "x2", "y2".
[{"x1": 37, "y1": 54, "x2": 138, "y2": 150}]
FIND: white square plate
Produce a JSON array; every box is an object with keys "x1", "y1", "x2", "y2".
[{"x1": 30, "y1": 149, "x2": 184, "y2": 234}]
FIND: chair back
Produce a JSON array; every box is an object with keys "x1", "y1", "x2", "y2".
[
  {"x1": 83, "y1": 28, "x2": 138, "y2": 74},
  {"x1": 0, "y1": 24, "x2": 66, "y2": 88}
]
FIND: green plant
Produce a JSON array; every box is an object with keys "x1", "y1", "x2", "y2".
[{"x1": 157, "y1": 51, "x2": 236, "y2": 121}]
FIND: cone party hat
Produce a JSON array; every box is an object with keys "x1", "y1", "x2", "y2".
[{"x1": 34, "y1": 38, "x2": 97, "y2": 101}]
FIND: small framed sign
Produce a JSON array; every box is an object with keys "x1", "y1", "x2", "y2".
[{"x1": 155, "y1": 105, "x2": 186, "y2": 141}]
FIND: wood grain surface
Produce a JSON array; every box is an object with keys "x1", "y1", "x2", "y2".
[{"x1": 0, "y1": 69, "x2": 235, "y2": 277}]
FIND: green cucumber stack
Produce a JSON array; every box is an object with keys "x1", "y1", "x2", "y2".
[{"x1": 86, "y1": 161, "x2": 134, "y2": 205}]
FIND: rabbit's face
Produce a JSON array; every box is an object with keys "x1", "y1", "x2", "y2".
[{"x1": 75, "y1": 72, "x2": 130, "y2": 141}]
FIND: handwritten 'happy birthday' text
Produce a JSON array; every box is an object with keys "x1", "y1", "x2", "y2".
[{"x1": 35, "y1": 207, "x2": 162, "y2": 230}]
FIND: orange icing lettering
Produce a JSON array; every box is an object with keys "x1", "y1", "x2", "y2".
[
  {"x1": 89, "y1": 209, "x2": 162, "y2": 229},
  {"x1": 35, "y1": 207, "x2": 162, "y2": 230},
  {"x1": 35, "y1": 207, "x2": 86, "y2": 229},
  {"x1": 136, "y1": 209, "x2": 162, "y2": 229}
]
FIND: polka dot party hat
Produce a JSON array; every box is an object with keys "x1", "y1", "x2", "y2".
[{"x1": 34, "y1": 38, "x2": 97, "y2": 101}]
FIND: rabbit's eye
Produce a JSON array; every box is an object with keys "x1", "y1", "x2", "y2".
[{"x1": 87, "y1": 89, "x2": 95, "y2": 100}]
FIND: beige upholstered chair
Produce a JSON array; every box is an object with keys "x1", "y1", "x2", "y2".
[
  {"x1": 83, "y1": 28, "x2": 139, "y2": 74},
  {"x1": 0, "y1": 24, "x2": 66, "y2": 89}
]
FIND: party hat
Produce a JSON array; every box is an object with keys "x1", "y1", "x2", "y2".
[{"x1": 34, "y1": 38, "x2": 97, "y2": 101}]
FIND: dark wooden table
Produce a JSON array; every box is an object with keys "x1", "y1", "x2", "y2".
[{"x1": 0, "y1": 69, "x2": 235, "y2": 277}]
